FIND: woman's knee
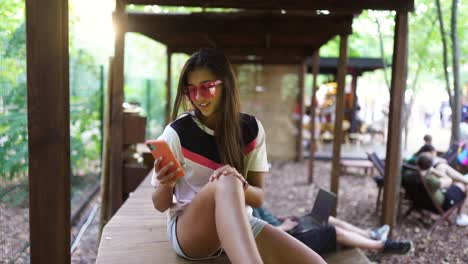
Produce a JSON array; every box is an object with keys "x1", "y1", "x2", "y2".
[{"x1": 214, "y1": 174, "x2": 243, "y2": 194}]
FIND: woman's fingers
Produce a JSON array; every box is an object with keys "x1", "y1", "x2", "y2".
[
  {"x1": 153, "y1": 157, "x2": 162, "y2": 172},
  {"x1": 159, "y1": 168, "x2": 180, "y2": 185},
  {"x1": 210, "y1": 167, "x2": 245, "y2": 186},
  {"x1": 156, "y1": 161, "x2": 174, "y2": 180},
  {"x1": 210, "y1": 165, "x2": 232, "y2": 182}
]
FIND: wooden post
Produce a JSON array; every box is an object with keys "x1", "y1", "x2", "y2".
[
  {"x1": 350, "y1": 73, "x2": 359, "y2": 132},
  {"x1": 166, "y1": 49, "x2": 172, "y2": 124},
  {"x1": 99, "y1": 58, "x2": 114, "y2": 238},
  {"x1": 26, "y1": 0, "x2": 70, "y2": 262},
  {"x1": 308, "y1": 51, "x2": 320, "y2": 184},
  {"x1": 109, "y1": 1, "x2": 125, "y2": 215},
  {"x1": 330, "y1": 34, "x2": 349, "y2": 216},
  {"x1": 381, "y1": 12, "x2": 408, "y2": 232},
  {"x1": 296, "y1": 61, "x2": 306, "y2": 161}
]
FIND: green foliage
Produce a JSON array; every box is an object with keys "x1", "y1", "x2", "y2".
[
  {"x1": 68, "y1": 47, "x2": 103, "y2": 176},
  {"x1": 320, "y1": 1, "x2": 468, "y2": 93},
  {"x1": 0, "y1": 0, "x2": 104, "y2": 181},
  {"x1": 123, "y1": 33, "x2": 189, "y2": 138},
  {"x1": 0, "y1": 1, "x2": 27, "y2": 180}
]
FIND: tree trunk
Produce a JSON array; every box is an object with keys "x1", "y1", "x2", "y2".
[
  {"x1": 375, "y1": 17, "x2": 390, "y2": 91},
  {"x1": 451, "y1": 0, "x2": 461, "y2": 144},
  {"x1": 435, "y1": 0, "x2": 453, "y2": 108}
]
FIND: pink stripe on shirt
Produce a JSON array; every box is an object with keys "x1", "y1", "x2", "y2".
[
  {"x1": 244, "y1": 139, "x2": 257, "y2": 154},
  {"x1": 182, "y1": 147, "x2": 224, "y2": 170}
]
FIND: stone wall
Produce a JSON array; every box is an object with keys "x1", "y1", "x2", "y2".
[{"x1": 234, "y1": 64, "x2": 301, "y2": 162}]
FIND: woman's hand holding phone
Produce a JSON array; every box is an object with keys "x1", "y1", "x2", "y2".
[
  {"x1": 154, "y1": 157, "x2": 180, "y2": 188},
  {"x1": 146, "y1": 139, "x2": 185, "y2": 188}
]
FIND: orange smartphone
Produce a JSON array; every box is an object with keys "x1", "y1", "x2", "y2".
[{"x1": 145, "y1": 139, "x2": 185, "y2": 178}]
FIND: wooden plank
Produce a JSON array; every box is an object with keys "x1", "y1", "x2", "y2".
[
  {"x1": 26, "y1": 0, "x2": 70, "y2": 262},
  {"x1": 123, "y1": 0, "x2": 415, "y2": 12},
  {"x1": 308, "y1": 50, "x2": 319, "y2": 184},
  {"x1": 330, "y1": 34, "x2": 349, "y2": 216},
  {"x1": 381, "y1": 12, "x2": 408, "y2": 233},
  {"x1": 97, "y1": 174, "x2": 230, "y2": 264},
  {"x1": 324, "y1": 248, "x2": 370, "y2": 264},
  {"x1": 97, "y1": 173, "x2": 371, "y2": 263},
  {"x1": 109, "y1": 1, "x2": 126, "y2": 215}
]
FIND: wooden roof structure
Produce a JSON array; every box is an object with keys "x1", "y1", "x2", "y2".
[
  {"x1": 122, "y1": 11, "x2": 354, "y2": 64},
  {"x1": 307, "y1": 57, "x2": 386, "y2": 75},
  {"x1": 123, "y1": 0, "x2": 414, "y2": 12},
  {"x1": 26, "y1": 0, "x2": 413, "y2": 263}
]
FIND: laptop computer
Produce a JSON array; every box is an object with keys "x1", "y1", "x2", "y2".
[{"x1": 288, "y1": 188, "x2": 337, "y2": 235}]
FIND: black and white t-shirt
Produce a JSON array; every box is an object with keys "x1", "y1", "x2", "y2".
[{"x1": 151, "y1": 112, "x2": 269, "y2": 219}]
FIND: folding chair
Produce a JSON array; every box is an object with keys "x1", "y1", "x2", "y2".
[
  {"x1": 367, "y1": 152, "x2": 385, "y2": 212},
  {"x1": 400, "y1": 163, "x2": 466, "y2": 233}
]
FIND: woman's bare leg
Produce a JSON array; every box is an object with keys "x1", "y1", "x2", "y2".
[
  {"x1": 255, "y1": 224, "x2": 326, "y2": 264},
  {"x1": 177, "y1": 175, "x2": 262, "y2": 264},
  {"x1": 335, "y1": 226, "x2": 383, "y2": 250},
  {"x1": 329, "y1": 216, "x2": 370, "y2": 238}
]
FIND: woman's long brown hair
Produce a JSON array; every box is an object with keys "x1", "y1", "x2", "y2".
[{"x1": 171, "y1": 48, "x2": 244, "y2": 174}]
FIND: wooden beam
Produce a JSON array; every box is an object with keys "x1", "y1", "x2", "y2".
[
  {"x1": 330, "y1": 34, "x2": 348, "y2": 216},
  {"x1": 123, "y1": 12, "x2": 354, "y2": 37},
  {"x1": 308, "y1": 50, "x2": 319, "y2": 184},
  {"x1": 26, "y1": 0, "x2": 70, "y2": 262},
  {"x1": 175, "y1": 47, "x2": 319, "y2": 64},
  {"x1": 228, "y1": 58, "x2": 304, "y2": 65},
  {"x1": 123, "y1": 0, "x2": 414, "y2": 12},
  {"x1": 296, "y1": 61, "x2": 306, "y2": 161},
  {"x1": 175, "y1": 47, "x2": 308, "y2": 58},
  {"x1": 99, "y1": 58, "x2": 114, "y2": 238},
  {"x1": 109, "y1": 1, "x2": 126, "y2": 215},
  {"x1": 166, "y1": 49, "x2": 172, "y2": 124},
  {"x1": 381, "y1": 11, "x2": 408, "y2": 234}
]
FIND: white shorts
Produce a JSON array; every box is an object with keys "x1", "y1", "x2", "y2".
[{"x1": 167, "y1": 214, "x2": 267, "y2": 260}]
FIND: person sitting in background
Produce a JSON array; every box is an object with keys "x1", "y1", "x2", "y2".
[
  {"x1": 413, "y1": 134, "x2": 433, "y2": 157},
  {"x1": 408, "y1": 144, "x2": 468, "y2": 184},
  {"x1": 252, "y1": 207, "x2": 412, "y2": 255},
  {"x1": 414, "y1": 153, "x2": 468, "y2": 226}
]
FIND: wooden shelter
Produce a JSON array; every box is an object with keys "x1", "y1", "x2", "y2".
[
  {"x1": 305, "y1": 57, "x2": 386, "y2": 183},
  {"x1": 26, "y1": 0, "x2": 413, "y2": 263}
]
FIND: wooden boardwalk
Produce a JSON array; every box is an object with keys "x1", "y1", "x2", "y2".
[{"x1": 96, "y1": 174, "x2": 370, "y2": 264}]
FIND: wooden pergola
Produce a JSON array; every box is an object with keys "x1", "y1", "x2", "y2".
[
  {"x1": 26, "y1": 0, "x2": 413, "y2": 263},
  {"x1": 305, "y1": 57, "x2": 386, "y2": 183}
]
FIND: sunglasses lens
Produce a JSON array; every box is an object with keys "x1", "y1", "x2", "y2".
[
  {"x1": 185, "y1": 86, "x2": 196, "y2": 100},
  {"x1": 185, "y1": 81, "x2": 219, "y2": 100},
  {"x1": 200, "y1": 82, "x2": 216, "y2": 97}
]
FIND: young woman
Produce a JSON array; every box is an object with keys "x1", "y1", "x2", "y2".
[{"x1": 151, "y1": 48, "x2": 325, "y2": 264}]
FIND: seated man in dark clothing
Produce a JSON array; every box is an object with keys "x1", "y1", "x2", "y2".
[
  {"x1": 252, "y1": 207, "x2": 412, "y2": 255},
  {"x1": 410, "y1": 134, "x2": 433, "y2": 157},
  {"x1": 412, "y1": 153, "x2": 468, "y2": 225}
]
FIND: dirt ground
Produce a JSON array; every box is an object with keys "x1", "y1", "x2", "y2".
[{"x1": 2, "y1": 160, "x2": 468, "y2": 263}]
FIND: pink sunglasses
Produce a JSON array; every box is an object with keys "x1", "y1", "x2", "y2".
[{"x1": 184, "y1": 80, "x2": 222, "y2": 101}]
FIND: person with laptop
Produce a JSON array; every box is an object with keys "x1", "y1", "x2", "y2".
[{"x1": 253, "y1": 192, "x2": 412, "y2": 256}]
